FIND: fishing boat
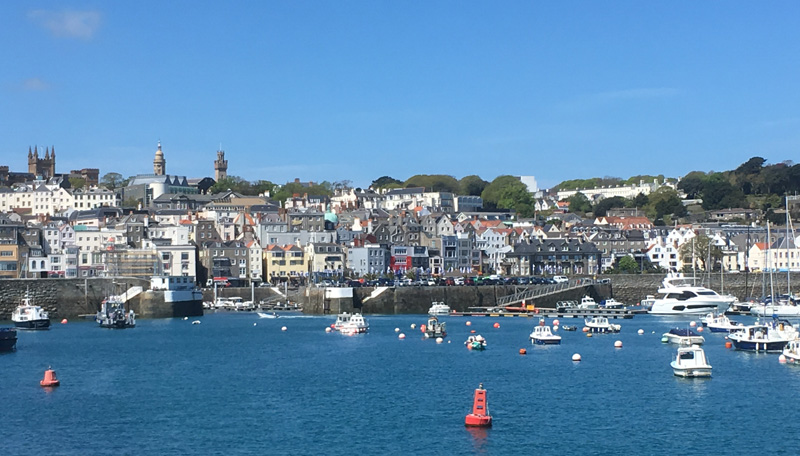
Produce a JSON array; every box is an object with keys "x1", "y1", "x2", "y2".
[
  {"x1": 464, "y1": 383, "x2": 492, "y2": 427},
  {"x1": 584, "y1": 316, "x2": 621, "y2": 333},
  {"x1": 662, "y1": 328, "x2": 705, "y2": 345},
  {"x1": 600, "y1": 298, "x2": 625, "y2": 309},
  {"x1": 465, "y1": 335, "x2": 487, "y2": 350},
  {"x1": 670, "y1": 345, "x2": 712, "y2": 378},
  {"x1": 648, "y1": 272, "x2": 736, "y2": 315},
  {"x1": 577, "y1": 296, "x2": 598, "y2": 309},
  {"x1": 0, "y1": 327, "x2": 17, "y2": 352},
  {"x1": 338, "y1": 313, "x2": 369, "y2": 335},
  {"x1": 427, "y1": 301, "x2": 451, "y2": 316},
  {"x1": 11, "y1": 290, "x2": 50, "y2": 330},
  {"x1": 701, "y1": 312, "x2": 744, "y2": 333},
  {"x1": 727, "y1": 323, "x2": 794, "y2": 352},
  {"x1": 529, "y1": 325, "x2": 561, "y2": 345},
  {"x1": 423, "y1": 315, "x2": 447, "y2": 338},
  {"x1": 96, "y1": 295, "x2": 136, "y2": 329}
]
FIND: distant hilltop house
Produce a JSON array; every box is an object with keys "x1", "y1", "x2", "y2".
[{"x1": 556, "y1": 179, "x2": 675, "y2": 202}]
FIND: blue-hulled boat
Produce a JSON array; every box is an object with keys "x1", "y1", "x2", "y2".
[
  {"x1": 728, "y1": 322, "x2": 795, "y2": 352},
  {"x1": 701, "y1": 312, "x2": 744, "y2": 333},
  {"x1": 0, "y1": 328, "x2": 17, "y2": 352}
]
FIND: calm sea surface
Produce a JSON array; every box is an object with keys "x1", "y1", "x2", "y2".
[{"x1": 4, "y1": 311, "x2": 800, "y2": 455}]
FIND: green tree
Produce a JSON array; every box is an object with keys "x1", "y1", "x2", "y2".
[
  {"x1": 593, "y1": 196, "x2": 627, "y2": 217},
  {"x1": 404, "y1": 174, "x2": 460, "y2": 193},
  {"x1": 678, "y1": 171, "x2": 706, "y2": 199},
  {"x1": 481, "y1": 175, "x2": 533, "y2": 215},
  {"x1": 459, "y1": 175, "x2": 489, "y2": 196},
  {"x1": 700, "y1": 173, "x2": 745, "y2": 210},
  {"x1": 100, "y1": 172, "x2": 124, "y2": 190},
  {"x1": 645, "y1": 187, "x2": 687, "y2": 221},
  {"x1": 631, "y1": 192, "x2": 649, "y2": 208},
  {"x1": 371, "y1": 176, "x2": 403, "y2": 189},
  {"x1": 69, "y1": 177, "x2": 86, "y2": 189},
  {"x1": 617, "y1": 256, "x2": 639, "y2": 274},
  {"x1": 565, "y1": 192, "x2": 592, "y2": 214},
  {"x1": 209, "y1": 176, "x2": 253, "y2": 194},
  {"x1": 678, "y1": 234, "x2": 722, "y2": 271}
]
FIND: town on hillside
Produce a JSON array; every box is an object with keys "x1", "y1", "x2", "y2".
[{"x1": 1, "y1": 145, "x2": 799, "y2": 285}]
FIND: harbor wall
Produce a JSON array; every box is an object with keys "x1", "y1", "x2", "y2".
[
  {"x1": 0, "y1": 278, "x2": 203, "y2": 320},
  {"x1": 294, "y1": 272, "x2": 787, "y2": 314}
]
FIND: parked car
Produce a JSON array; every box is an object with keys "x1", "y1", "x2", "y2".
[
  {"x1": 443, "y1": 277, "x2": 456, "y2": 286},
  {"x1": 552, "y1": 275, "x2": 569, "y2": 283},
  {"x1": 464, "y1": 277, "x2": 476, "y2": 286}
]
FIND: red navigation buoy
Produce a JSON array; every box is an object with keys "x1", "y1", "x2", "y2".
[
  {"x1": 40, "y1": 368, "x2": 60, "y2": 387},
  {"x1": 464, "y1": 383, "x2": 492, "y2": 427}
]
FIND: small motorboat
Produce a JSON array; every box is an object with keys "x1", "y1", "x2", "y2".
[
  {"x1": 257, "y1": 312, "x2": 279, "y2": 319},
  {"x1": 560, "y1": 325, "x2": 578, "y2": 331},
  {"x1": 700, "y1": 312, "x2": 743, "y2": 333},
  {"x1": 600, "y1": 298, "x2": 625, "y2": 309},
  {"x1": 96, "y1": 296, "x2": 136, "y2": 329},
  {"x1": 465, "y1": 335, "x2": 487, "y2": 350},
  {"x1": 670, "y1": 345, "x2": 712, "y2": 378},
  {"x1": 12, "y1": 289, "x2": 50, "y2": 330},
  {"x1": 578, "y1": 296, "x2": 598, "y2": 309},
  {"x1": 662, "y1": 328, "x2": 705, "y2": 345},
  {"x1": 423, "y1": 315, "x2": 447, "y2": 338},
  {"x1": 529, "y1": 325, "x2": 562, "y2": 345},
  {"x1": 782, "y1": 339, "x2": 800, "y2": 364},
  {"x1": 584, "y1": 316, "x2": 621, "y2": 333},
  {"x1": 464, "y1": 383, "x2": 492, "y2": 427},
  {"x1": 339, "y1": 313, "x2": 369, "y2": 335}
]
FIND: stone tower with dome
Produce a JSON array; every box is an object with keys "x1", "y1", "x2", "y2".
[{"x1": 153, "y1": 141, "x2": 166, "y2": 176}]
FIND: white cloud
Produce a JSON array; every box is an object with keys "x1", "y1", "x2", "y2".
[
  {"x1": 29, "y1": 10, "x2": 101, "y2": 39},
  {"x1": 21, "y1": 78, "x2": 50, "y2": 91}
]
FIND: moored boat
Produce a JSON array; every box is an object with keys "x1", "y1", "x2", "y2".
[
  {"x1": 727, "y1": 323, "x2": 794, "y2": 352},
  {"x1": 423, "y1": 315, "x2": 447, "y2": 338},
  {"x1": 600, "y1": 298, "x2": 625, "y2": 309},
  {"x1": 648, "y1": 273, "x2": 735, "y2": 315},
  {"x1": 428, "y1": 301, "x2": 451, "y2": 316},
  {"x1": 584, "y1": 316, "x2": 621, "y2": 333},
  {"x1": 578, "y1": 296, "x2": 598, "y2": 309},
  {"x1": 662, "y1": 328, "x2": 705, "y2": 345},
  {"x1": 338, "y1": 313, "x2": 369, "y2": 335},
  {"x1": 529, "y1": 325, "x2": 561, "y2": 345},
  {"x1": 465, "y1": 335, "x2": 487, "y2": 350},
  {"x1": 670, "y1": 345, "x2": 712, "y2": 378},
  {"x1": 701, "y1": 312, "x2": 744, "y2": 333},
  {"x1": 11, "y1": 290, "x2": 50, "y2": 330},
  {"x1": 96, "y1": 296, "x2": 136, "y2": 329},
  {"x1": 782, "y1": 339, "x2": 800, "y2": 364}
]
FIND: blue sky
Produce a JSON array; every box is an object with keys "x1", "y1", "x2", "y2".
[{"x1": 2, "y1": 2, "x2": 799, "y2": 190}]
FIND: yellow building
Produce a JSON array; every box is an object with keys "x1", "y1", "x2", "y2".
[
  {"x1": 263, "y1": 244, "x2": 305, "y2": 284},
  {"x1": 0, "y1": 244, "x2": 20, "y2": 278}
]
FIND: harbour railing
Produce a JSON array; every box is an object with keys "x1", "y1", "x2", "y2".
[{"x1": 496, "y1": 278, "x2": 595, "y2": 307}]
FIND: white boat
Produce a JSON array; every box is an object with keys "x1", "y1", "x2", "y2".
[
  {"x1": 577, "y1": 296, "x2": 598, "y2": 309},
  {"x1": 96, "y1": 295, "x2": 136, "y2": 329},
  {"x1": 728, "y1": 322, "x2": 795, "y2": 352},
  {"x1": 424, "y1": 315, "x2": 447, "y2": 338},
  {"x1": 584, "y1": 316, "x2": 621, "y2": 333},
  {"x1": 700, "y1": 312, "x2": 744, "y2": 333},
  {"x1": 465, "y1": 334, "x2": 487, "y2": 350},
  {"x1": 529, "y1": 325, "x2": 561, "y2": 345},
  {"x1": 648, "y1": 273, "x2": 736, "y2": 315},
  {"x1": 662, "y1": 328, "x2": 704, "y2": 345},
  {"x1": 337, "y1": 313, "x2": 369, "y2": 335},
  {"x1": 782, "y1": 339, "x2": 800, "y2": 364},
  {"x1": 11, "y1": 289, "x2": 50, "y2": 330},
  {"x1": 600, "y1": 298, "x2": 624, "y2": 309},
  {"x1": 640, "y1": 295, "x2": 656, "y2": 311},
  {"x1": 749, "y1": 295, "x2": 800, "y2": 317},
  {"x1": 670, "y1": 345, "x2": 712, "y2": 378},
  {"x1": 428, "y1": 302, "x2": 451, "y2": 316},
  {"x1": 257, "y1": 312, "x2": 279, "y2": 319}
]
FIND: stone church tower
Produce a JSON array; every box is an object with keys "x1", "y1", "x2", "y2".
[
  {"x1": 153, "y1": 141, "x2": 166, "y2": 176},
  {"x1": 214, "y1": 149, "x2": 228, "y2": 181},
  {"x1": 28, "y1": 146, "x2": 56, "y2": 179}
]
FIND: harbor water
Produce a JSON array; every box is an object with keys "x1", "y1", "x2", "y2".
[{"x1": 4, "y1": 312, "x2": 800, "y2": 455}]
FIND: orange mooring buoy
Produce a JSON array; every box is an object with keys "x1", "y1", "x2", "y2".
[
  {"x1": 464, "y1": 383, "x2": 492, "y2": 427},
  {"x1": 40, "y1": 368, "x2": 60, "y2": 387}
]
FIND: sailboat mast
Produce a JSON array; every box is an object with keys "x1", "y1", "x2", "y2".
[{"x1": 787, "y1": 196, "x2": 791, "y2": 296}]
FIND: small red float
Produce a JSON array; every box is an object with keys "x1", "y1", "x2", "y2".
[
  {"x1": 40, "y1": 368, "x2": 60, "y2": 387},
  {"x1": 519, "y1": 348, "x2": 527, "y2": 355},
  {"x1": 493, "y1": 323, "x2": 500, "y2": 329},
  {"x1": 464, "y1": 383, "x2": 492, "y2": 427}
]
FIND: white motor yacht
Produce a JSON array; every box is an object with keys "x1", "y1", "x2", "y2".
[
  {"x1": 427, "y1": 302, "x2": 451, "y2": 316},
  {"x1": 670, "y1": 345, "x2": 712, "y2": 378},
  {"x1": 648, "y1": 273, "x2": 736, "y2": 315},
  {"x1": 12, "y1": 290, "x2": 50, "y2": 330},
  {"x1": 338, "y1": 313, "x2": 369, "y2": 335}
]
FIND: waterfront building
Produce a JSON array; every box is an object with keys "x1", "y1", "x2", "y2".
[
  {"x1": 263, "y1": 244, "x2": 305, "y2": 284},
  {"x1": 556, "y1": 179, "x2": 673, "y2": 202},
  {"x1": 347, "y1": 243, "x2": 390, "y2": 277},
  {"x1": 508, "y1": 238, "x2": 602, "y2": 276},
  {"x1": 306, "y1": 242, "x2": 344, "y2": 280}
]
